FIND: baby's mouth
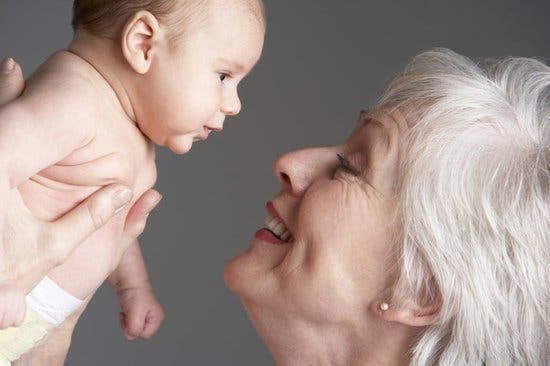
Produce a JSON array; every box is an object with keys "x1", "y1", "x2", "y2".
[{"x1": 193, "y1": 127, "x2": 212, "y2": 142}]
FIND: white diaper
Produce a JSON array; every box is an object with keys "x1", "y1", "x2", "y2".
[
  {"x1": 0, "y1": 277, "x2": 84, "y2": 364},
  {"x1": 26, "y1": 276, "x2": 84, "y2": 326}
]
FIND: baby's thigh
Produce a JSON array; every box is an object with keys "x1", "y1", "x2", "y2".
[{"x1": 45, "y1": 216, "x2": 125, "y2": 300}]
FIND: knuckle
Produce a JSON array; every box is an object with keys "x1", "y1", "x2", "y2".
[
  {"x1": 0, "y1": 76, "x2": 18, "y2": 90},
  {"x1": 87, "y1": 195, "x2": 110, "y2": 230}
]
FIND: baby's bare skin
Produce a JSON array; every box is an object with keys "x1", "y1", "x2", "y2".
[
  {"x1": 16, "y1": 51, "x2": 157, "y2": 299},
  {"x1": 1, "y1": 1, "x2": 264, "y2": 359},
  {"x1": 0, "y1": 50, "x2": 157, "y2": 326}
]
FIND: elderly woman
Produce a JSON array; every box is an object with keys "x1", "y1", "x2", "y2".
[{"x1": 224, "y1": 49, "x2": 549, "y2": 365}]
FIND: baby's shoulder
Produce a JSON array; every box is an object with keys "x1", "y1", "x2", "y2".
[{"x1": 23, "y1": 51, "x2": 105, "y2": 113}]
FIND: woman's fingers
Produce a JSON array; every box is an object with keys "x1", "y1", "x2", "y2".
[
  {"x1": 44, "y1": 184, "x2": 134, "y2": 262},
  {"x1": 123, "y1": 189, "x2": 162, "y2": 238},
  {"x1": 0, "y1": 57, "x2": 25, "y2": 105},
  {"x1": 43, "y1": 185, "x2": 160, "y2": 266}
]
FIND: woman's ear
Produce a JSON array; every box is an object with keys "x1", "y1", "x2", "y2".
[
  {"x1": 121, "y1": 10, "x2": 164, "y2": 74},
  {"x1": 371, "y1": 297, "x2": 441, "y2": 327}
]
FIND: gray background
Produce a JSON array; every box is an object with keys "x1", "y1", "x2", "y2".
[{"x1": 1, "y1": 0, "x2": 549, "y2": 365}]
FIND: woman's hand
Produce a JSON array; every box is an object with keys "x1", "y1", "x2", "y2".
[
  {"x1": 0, "y1": 57, "x2": 162, "y2": 294},
  {"x1": 0, "y1": 58, "x2": 24, "y2": 104}
]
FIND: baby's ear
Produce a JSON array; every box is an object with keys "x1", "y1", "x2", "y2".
[
  {"x1": 121, "y1": 11, "x2": 163, "y2": 74},
  {"x1": 371, "y1": 296, "x2": 441, "y2": 327}
]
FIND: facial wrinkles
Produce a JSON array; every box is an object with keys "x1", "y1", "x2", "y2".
[
  {"x1": 271, "y1": 117, "x2": 394, "y2": 285},
  {"x1": 353, "y1": 112, "x2": 404, "y2": 197}
]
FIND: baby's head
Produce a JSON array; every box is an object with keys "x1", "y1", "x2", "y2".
[{"x1": 72, "y1": 0, "x2": 265, "y2": 154}]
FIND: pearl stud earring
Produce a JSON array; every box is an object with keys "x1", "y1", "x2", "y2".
[{"x1": 379, "y1": 302, "x2": 389, "y2": 311}]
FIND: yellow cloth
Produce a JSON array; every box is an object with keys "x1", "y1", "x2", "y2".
[{"x1": 0, "y1": 310, "x2": 53, "y2": 363}]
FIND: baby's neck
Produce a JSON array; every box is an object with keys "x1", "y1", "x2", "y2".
[{"x1": 68, "y1": 31, "x2": 137, "y2": 123}]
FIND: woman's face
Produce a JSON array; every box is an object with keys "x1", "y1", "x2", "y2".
[{"x1": 224, "y1": 110, "x2": 405, "y2": 345}]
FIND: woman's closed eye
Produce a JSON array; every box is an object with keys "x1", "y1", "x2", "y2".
[{"x1": 335, "y1": 153, "x2": 360, "y2": 177}]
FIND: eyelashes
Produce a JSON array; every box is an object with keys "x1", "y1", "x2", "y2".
[{"x1": 336, "y1": 153, "x2": 360, "y2": 177}]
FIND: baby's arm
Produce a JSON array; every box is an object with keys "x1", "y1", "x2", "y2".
[{"x1": 107, "y1": 240, "x2": 165, "y2": 340}]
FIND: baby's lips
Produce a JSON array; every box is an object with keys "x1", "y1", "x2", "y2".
[{"x1": 206, "y1": 125, "x2": 223, "y2": 133}]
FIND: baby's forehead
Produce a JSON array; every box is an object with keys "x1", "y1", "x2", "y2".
[
  {"x1": 170, "y1": 0, "x2": 265, "y2": 41},
  {"x1": 203, "y1": 0, "x2": 266, "y2": 29}
]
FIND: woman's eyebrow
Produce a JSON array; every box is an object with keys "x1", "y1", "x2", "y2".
[{"x1": 358, "y1": 113, "x2": 384, "y2": 129}]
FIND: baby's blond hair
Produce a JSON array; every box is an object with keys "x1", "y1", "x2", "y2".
[{"x1": 72, "y1": 0, "x2": 265, "y2": 43}]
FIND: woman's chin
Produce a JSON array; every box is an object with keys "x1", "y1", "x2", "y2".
[
  {"x1": 224, "y1": 234, "x2": 290, "y2": 295},
  {"x1": 223, "y1": 254, "x2": 248, "y2": 294}
]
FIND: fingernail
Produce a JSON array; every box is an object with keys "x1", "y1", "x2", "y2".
[
  {"x1": 142, "y1": 194, "x2": 162, "y2": 218},
  {"x1": 1, "y1": 57, "x2": 15, "y2": 74},
  {"x1": 147, "y1": 194, "x2": 163, "y2": 214},
  {"x1": 113, "y1": 188, "x2": 133, "y2": 211}
]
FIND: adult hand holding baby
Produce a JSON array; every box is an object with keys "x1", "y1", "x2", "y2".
[{"x1": 0, "y1": 56, "x2": 162, "y2": 310}]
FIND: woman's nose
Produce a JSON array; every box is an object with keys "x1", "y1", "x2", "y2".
[{"x1": 274, "y1": 147, "x2": 336, "y2": 195}]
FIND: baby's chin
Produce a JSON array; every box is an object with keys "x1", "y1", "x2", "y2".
[{"x1": 166, "y1": 135, "x2": 194, "y2": 155}]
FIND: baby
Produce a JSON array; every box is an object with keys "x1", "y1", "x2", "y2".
[{"x1": 0, "y1": 0, "x2": 265, "y2": 363}]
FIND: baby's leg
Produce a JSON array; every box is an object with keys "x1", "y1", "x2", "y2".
[
  {"x1": 0, "y1": 215, "x2": 124, "y2": 364},
  {"x1": 46, "y1": 212, "x2": 125, "y2": 300},
  {"x1": 0, "y1": 279, "x2": 79, "y2": 364},
  {"x1": 12, "y1": 296, "x2": 91, "y2": 366}
]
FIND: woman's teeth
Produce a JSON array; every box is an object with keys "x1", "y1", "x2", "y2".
[{"x1": 265, "y1": 214, "x2": 293, "y2": 243}]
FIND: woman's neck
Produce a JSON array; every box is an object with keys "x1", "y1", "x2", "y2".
[{"x1": 265, "y1": 316, "x2": 417, "y2": 366}]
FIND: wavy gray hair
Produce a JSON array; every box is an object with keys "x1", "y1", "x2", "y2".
[{"x1": 379, "y1": 49, "x2": 549, "y2": 365}]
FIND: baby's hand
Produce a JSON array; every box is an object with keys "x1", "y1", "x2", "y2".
[
  {"x1": 116, "y1": 283, "x2": 165, "y2": 340},
  {"x1": 0, "y1": 280, "x2": 26, "y2": 329}
]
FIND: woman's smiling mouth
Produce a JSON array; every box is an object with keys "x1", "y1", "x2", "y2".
[{"x1": 256, "y1": 202, "x2": 294, "y2": 244}]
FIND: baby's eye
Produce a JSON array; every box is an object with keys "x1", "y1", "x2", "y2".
[
  {"x1": 335, "y1": 154, "x2": 360, "y2": 177},
  {"x1": 219, "y1": 73, "x2": 229, "y2": 82}
]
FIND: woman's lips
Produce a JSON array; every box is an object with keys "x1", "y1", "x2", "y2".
[
  {"x1": 254, "y1": 228, "x2": 286, "y2": 245},
  {"x1": 257, "y1": 201, "x2": 293, "y2": 244},
  {"x1": 266, "y1": 201, "x2": 289, "y2": 229}
]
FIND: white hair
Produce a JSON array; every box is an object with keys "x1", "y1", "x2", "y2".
[{"x1": 379, "y1": 49, "x2": 549, "y2": 365}]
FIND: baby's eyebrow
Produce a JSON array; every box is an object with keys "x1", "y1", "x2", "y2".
[{"x1": 217, "y1": 58, "x2": 245, "y2": 73}]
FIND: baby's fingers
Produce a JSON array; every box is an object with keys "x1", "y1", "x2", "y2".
[
  {"x1": 140, "y1": 310, "x2": 164, "y2": 339},
  {"x1": 119, "y1": 312, "x2": 136, "y2": 340},
  {"x1": 122, "y1": 310, "x2": 146, "y2": 340}
]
